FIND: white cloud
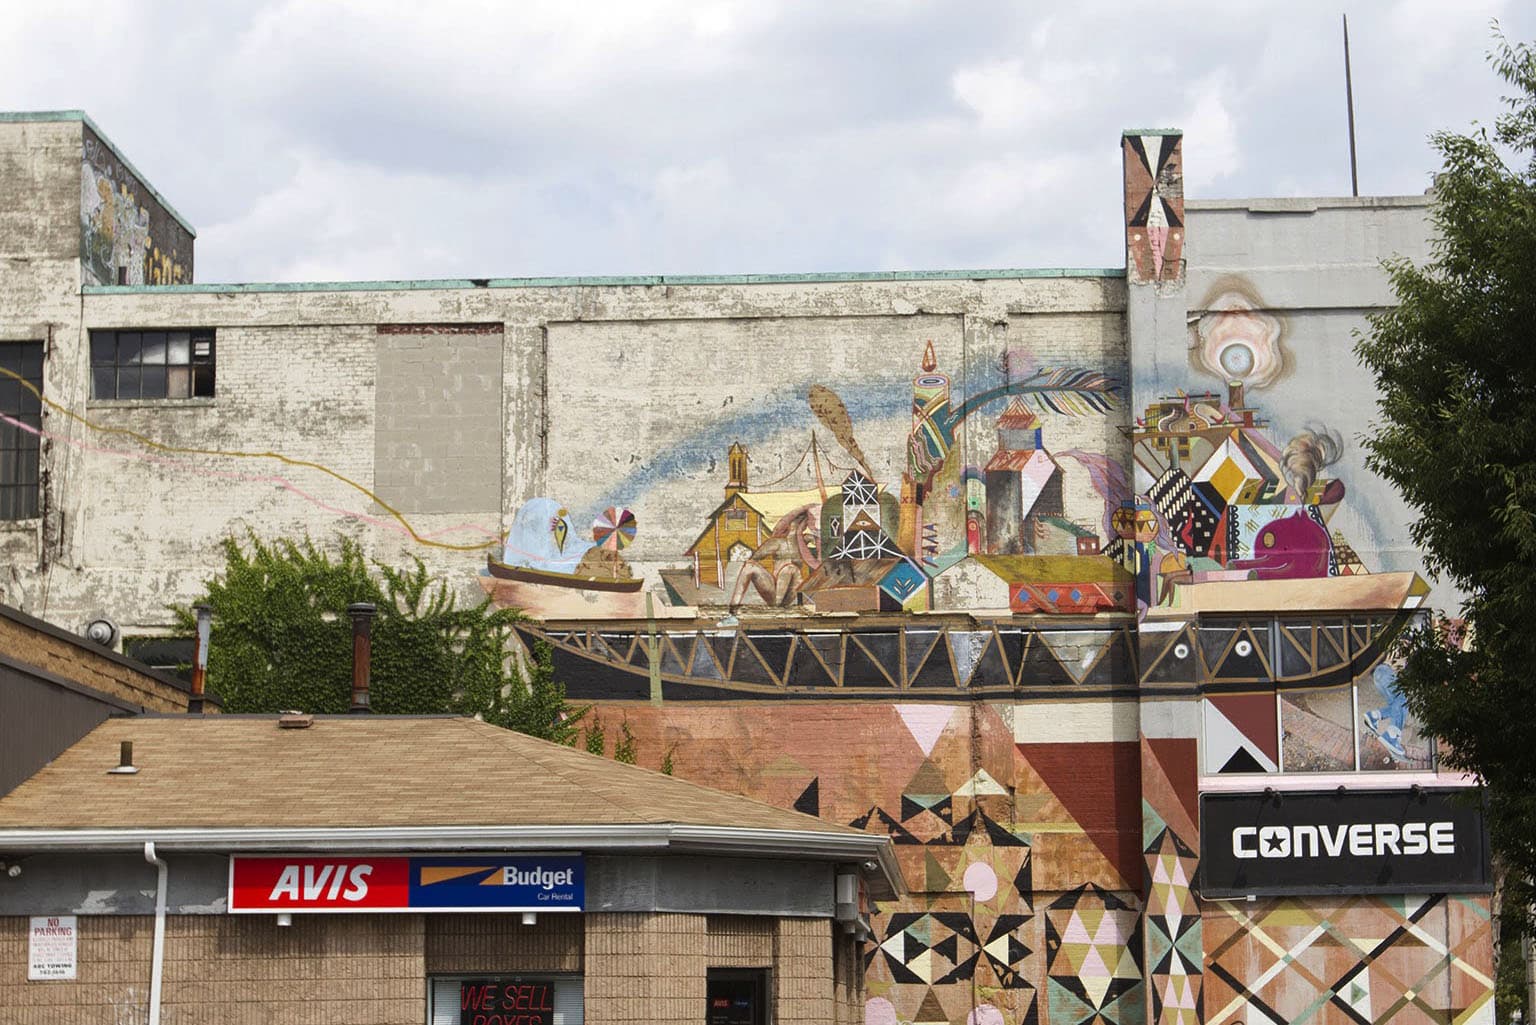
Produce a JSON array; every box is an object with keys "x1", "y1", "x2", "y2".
[
  {"x1": 1180, "y1": 72, "x2": 1241, "y2": 187},
  {"x1": 0, "y1": 0, "x2": 1532, "y2": 281}
]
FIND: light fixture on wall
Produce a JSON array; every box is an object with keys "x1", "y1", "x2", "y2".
[
  {"x1": 521, "y1": 912, "x2": 537, "y2": 926},
  {"x1": 83, "y1": 617, "x2": 118, "y2": 647},
  {"x1": 276, "y1": 913, "x2": 292, "y2": 927}
]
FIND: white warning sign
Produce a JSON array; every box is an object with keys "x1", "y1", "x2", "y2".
[{"x1": 28, "y1": 915, "x2": 77, "y2": 980}]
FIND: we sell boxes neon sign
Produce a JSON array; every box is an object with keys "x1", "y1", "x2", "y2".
[{"x1": 228, "y1": 855, "x2": 583, "y2": 913}]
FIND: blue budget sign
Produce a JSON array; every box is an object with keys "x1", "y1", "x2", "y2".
[{"x1": 407, "y1": 856, "x2": 584, "y2": 911}]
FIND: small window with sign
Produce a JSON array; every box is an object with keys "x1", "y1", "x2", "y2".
[
  {"x1": 428, "y1": 975, "x2": 583, "y2": 1025},
  {"x1": 706, "y1": 968, "x2": 769, "y2": 1025}
]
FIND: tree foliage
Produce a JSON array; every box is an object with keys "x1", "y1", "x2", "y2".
[
  {"x1": 175, "y1": 534, "x2": 583, "y2": 744},
  {"x1": 1356, "y1": 32, "x2": 1536, "y2": 939}
]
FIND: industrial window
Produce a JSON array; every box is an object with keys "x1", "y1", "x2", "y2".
[
  {"x1": 0, "y1": 341, "x2": 43, "y2": 520},
  {"x1": 90, "y1": 329, "x2": 215, "y2": 400},
  {"x1": 428, "y1": 975, "x2": 583, "y2": 1025}
]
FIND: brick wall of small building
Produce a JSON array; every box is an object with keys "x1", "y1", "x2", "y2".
[{"x1": 2, "y1": 910, "x2": 845, "y2": 1024}]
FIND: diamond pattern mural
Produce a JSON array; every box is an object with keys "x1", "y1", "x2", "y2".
[{"x1": 1203, "y1": 894, "x2": 1494, "y2": 1025}]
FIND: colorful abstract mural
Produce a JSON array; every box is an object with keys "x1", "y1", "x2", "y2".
[{"x1": 1202, "y1": 895, "x2": 1494, "y2": 1025}]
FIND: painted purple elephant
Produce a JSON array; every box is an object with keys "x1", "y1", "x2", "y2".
[{"x1": 1233, "y1": 511, "x2": 1331, "y2": 580}]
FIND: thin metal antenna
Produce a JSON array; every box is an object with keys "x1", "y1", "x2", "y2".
[{"x1": 1343, "y1": 13, "x2": 1359, "y2": 197}]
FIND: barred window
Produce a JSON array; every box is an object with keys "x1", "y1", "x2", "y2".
[
  {"x1": 90, "y1": 329, "x2": 215, "y2": 399},
  {"x1": 0, "y1": 341, "x2": 43, "y2": 520}
]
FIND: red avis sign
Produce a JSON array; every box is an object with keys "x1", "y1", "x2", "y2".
[{"x1": 229, "y1": 857, "x2": 409, "y2": 912}]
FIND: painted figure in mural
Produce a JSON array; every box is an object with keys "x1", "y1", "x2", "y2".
[
  {"x1": 728, "y1": 504, "x2": 821, "y2": 608},
  {"x1": 1230, "y1": 510, "x2": 1333, "y2": 581},
  {"x1": 1363, "y1": 662, "x2": 1411, "y2": 762}
]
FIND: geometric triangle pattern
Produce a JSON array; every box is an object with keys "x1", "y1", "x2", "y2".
[
  {"x1": 1123, "y1": 132, "x2": 1184, "y2": 284},
  {"x1": 1203, "y1": 892, "x2": 1495, "y2": 1025},
  {"x1": 1044, "y1": 884, "x2": 1145, "y2": 1025},
  {"x1": 1144, "y1": 826, "x2": 1203, "y2": 1025}
]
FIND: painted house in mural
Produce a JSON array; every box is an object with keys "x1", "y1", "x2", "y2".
[{"x1": 0, "y1": 110, "x2": 1496, "y2": 1025}]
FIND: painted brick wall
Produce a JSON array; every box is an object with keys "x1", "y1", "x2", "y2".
[{"x1": 3, "y1": 274, "x2": 1123, "y2": 630}]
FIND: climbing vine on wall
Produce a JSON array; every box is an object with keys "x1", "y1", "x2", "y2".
[{"x1": 175, "y1": 534, "x2": 583, "y2": 742}]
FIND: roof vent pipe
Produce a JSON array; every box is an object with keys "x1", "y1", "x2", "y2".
[
  {"x1": 188, "y1": 603, "x2": 211, "y2": 714},
  {"x1": 348, "y1": 603, "x2": 376, "y2": 714},
  {"x1": 107, "y1": 741, "x2": 138, "y2": 775}
]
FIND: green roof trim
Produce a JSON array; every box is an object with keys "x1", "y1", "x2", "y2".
[
  {"x1": 0, "y1": 110, "x2": 197, "y2": 237},
  {"x1": 82, "y1": 266, "x2": 1126, "y2": 295},
  {"x1": 1121, "y1": 128, "x2": 1182, "y2": 137}
]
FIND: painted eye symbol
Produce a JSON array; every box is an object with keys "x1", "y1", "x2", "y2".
[{"x1": 1262, "y1": 532, "x2": 1274, "y2": 548}]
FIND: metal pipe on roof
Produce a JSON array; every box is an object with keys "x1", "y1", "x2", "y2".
[
  {"x1": 188, "y1": 604, "x2": 211, "y2": 714},
  {"x1": 347, "y1": 604, "x2": 376, "y2": 714},
  {"x1": 143, "y1": 841, "x2": 167, "y2": 1025}
]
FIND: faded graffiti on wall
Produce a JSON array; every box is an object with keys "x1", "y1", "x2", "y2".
[{"x1": 80, "y1": 127, "x2": 192, "y2": 286}]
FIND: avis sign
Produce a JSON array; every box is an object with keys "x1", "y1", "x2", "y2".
[
  {"x1": 1199, "y1": 788, "x2": 1490, "y2": 898},
  {"x1": 228, "y1": 855, "x2": 584, "y2": 913}
]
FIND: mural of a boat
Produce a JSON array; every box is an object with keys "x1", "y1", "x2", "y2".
[
  {"x1": 485, "y1": 555, "x2": 643, "y2": 593},
  {"x1": 515, "y1": 605, "x2": 1414, "y2": 702}
]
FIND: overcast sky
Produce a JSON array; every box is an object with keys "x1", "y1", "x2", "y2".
[{"x1": 5, "y1": 1, "x2": 1532, "y2": 284}]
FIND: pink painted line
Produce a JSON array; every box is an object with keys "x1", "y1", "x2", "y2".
[{"x1": 0, "y1": 412, "x2": 501, "y2": 545}]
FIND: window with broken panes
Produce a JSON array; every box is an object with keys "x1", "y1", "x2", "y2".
[
  {"x1": 0, "y1": 341, "x2": 43, "y2": 520},
  {"x1": 90, "y1": 329, "x2": 215, "y2": 399}
]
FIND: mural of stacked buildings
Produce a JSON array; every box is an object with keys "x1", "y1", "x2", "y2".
[{"x1": 0, "y1": 112, "x2": 1494, "y2": 1025}]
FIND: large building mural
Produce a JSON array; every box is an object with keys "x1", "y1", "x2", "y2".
[{"x1": 0, "y1": 113, "x2": 1496, "y2": 1025}]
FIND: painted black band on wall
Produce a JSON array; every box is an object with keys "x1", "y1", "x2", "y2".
[{"x1": 1198, "y1": 787, "x2": 1490, "y2": 898}]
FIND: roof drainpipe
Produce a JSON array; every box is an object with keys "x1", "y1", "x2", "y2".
[
  {"x1": 348, "y1": 603, "x2": 376, "y2": 714},
  {"x1": 144, "y1": 841, "x2": 167, "y2": 1025},
  {"x1": 188, "y1": 604, "x2": 211, "y2": 714}
]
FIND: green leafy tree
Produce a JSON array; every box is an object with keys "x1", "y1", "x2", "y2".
[
  {"x1": 1355, "y1": 33, "x2": 1536, "y2": 957},
  {"x1": 175, "y1": 534, "x2": 583, "y2": 743}
]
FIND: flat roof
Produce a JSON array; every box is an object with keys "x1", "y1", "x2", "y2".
[
  {"x1": 80, "y1": 265, "x2": 1127, "y2": 296},
  {"x1": 0, "y1": 110, "x2": 197, "y2": 237}
]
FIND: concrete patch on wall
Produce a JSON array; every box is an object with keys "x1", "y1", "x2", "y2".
[{"x1": 373, "y1": 324, "x2": 503, "y2": 515}]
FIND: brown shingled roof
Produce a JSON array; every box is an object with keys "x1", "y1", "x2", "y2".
[{"x1": 0, "y1": 716, "x2": 864, "y2": 836}]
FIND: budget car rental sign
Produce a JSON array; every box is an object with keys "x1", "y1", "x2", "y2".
[
  {"x1": 1198, "y1": 788, "x2": 1490, "y2": 899},
  {"x1": 228, "y1": 855, "x2": 583, "y2": 913}
]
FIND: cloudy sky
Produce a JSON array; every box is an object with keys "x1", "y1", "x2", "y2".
[{"x1": 4, "y1": 1, "x2": 1531, "y2": 284}]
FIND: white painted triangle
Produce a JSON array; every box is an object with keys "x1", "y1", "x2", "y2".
[
  {"x1": 908, "y1": 948, "x2": 934, "y2": 984},
  {"x1": 1080, "y1": 957, "x2": 1111, "y2": 1008},
  {"x1": 1201, "y1": 700, "x2": 1277, "y2": 773},
  {"x1": 956, "y1": 768, "x2": 1008, "y2": 797},
  {"x1": 1141, "y1": 134, "x2": 1165, "y2": 176},
  {"x1": 896, "y1": 704, "x2": 959, "y2": 758},
  {"x1": 881, "y1": 932, "x2": 905, "y2": 962},
  {"x1": 985, "y1": 935, "x2": 1011, "y2": 963}
]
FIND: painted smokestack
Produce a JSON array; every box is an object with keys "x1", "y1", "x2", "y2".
[
  {"x1": 188, "y1": 603, "x2": 211, "y2": 714},
  {"x1": 347, "y1": 603, "x2": 376, "y2": 714}
]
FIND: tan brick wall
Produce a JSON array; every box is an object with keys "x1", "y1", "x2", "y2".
[
  {"x1": 4, "y1": 911, "x2": 842, "y2": 1025},
  {"x1": 0, "y1": 613, "x2": 193, "y2": 712},
  {"x1": 585, "y1": 912, "x2": 708, "y2": 1024},
  {"x1": 775, "y1": 917, "x2": 835, "y2": 1025},
  {"x1": 831, "y1": 931, "x2": 862, "y2": 1025},
  {"x1": 1, "y1": 914, "x2": 424, "y2": 1025},
  {"x1": 426, "y1": 912, "x2": 582, "y2": 974},
  {"x1": 0, "y1": 915, "x2": 152, "y2": 1025},
  {"x1": 706, "y1": 915, "x2": 774, "y2": 967}
]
